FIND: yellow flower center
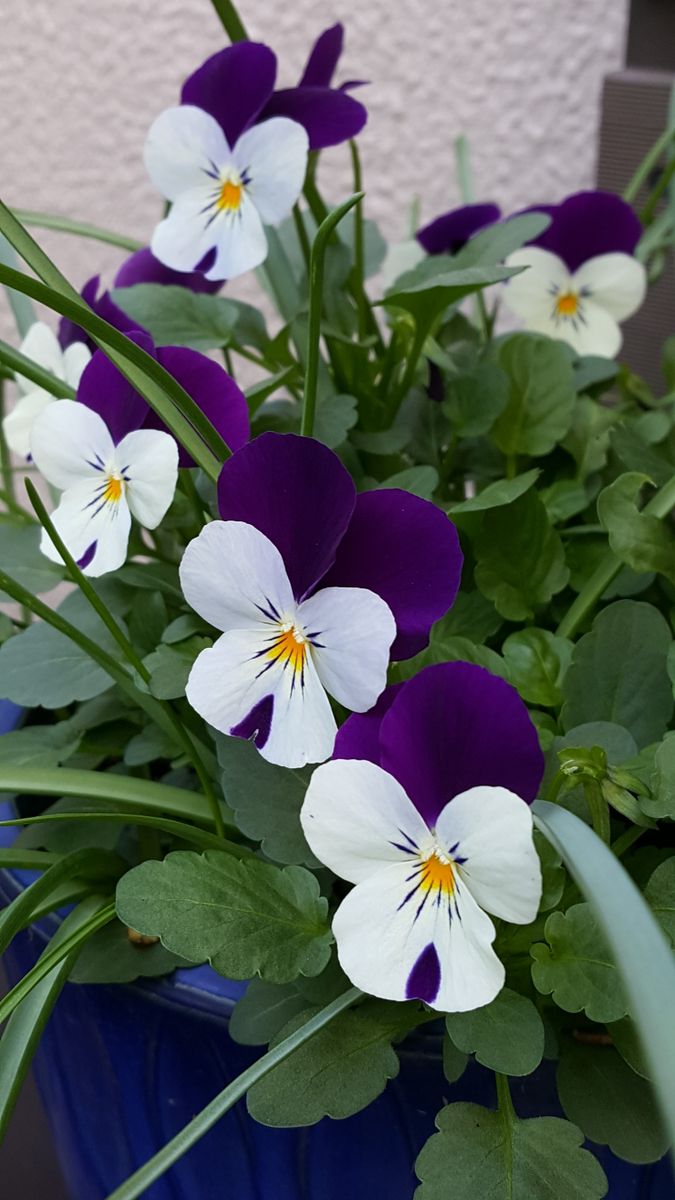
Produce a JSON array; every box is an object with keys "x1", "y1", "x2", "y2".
[
  {"x1": 555, "y1": 290, "x2": 579, "y2": 318},
  {"x1": 102, "y1": 474, "x2": 124, "y2": 504},
  {"x1": 267, "y1": 623, "x2": 309, "y2": 679},
  {"x1": 418, "y1": 850, "x2": 456, "y2": 898},
  {"x1": 217, "y1": 180, "x2": 243, "y2": 212}
]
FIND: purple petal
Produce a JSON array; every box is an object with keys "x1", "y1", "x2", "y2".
[
  {"x1": 379, "y1": 662, "x2": 545, "y2": 827},
  {"x1": 114, "y1": 248, "x2": 222, "y2": 295},
  {"x1": 230, "y1": 694, "x2": 274, "y2": 749},
  {"x1": 406, "y1": 942, "x2": 441, "y2": 1004},
  {"x1": 299, "y1": 24, "x2": 344, "y2": 88},
  {"x1": 77, "y1": 332, "x2": 154, "y2": 443},
  {"x1": 525, "y1": 190, "x2": 642, "y2": 273},
  {"x1": 217, "y1": 433, "x2": 356, "y2": 600},
  {"x1": 417, "y1": 203, "x2": 502, "y2": 256},
  {"x1": 58, "y1": 276, "x2": 140, "y2": 353},
  {"x1": 333, "y1": 684, "x2": 402, "y2": 765},
  {"x1": 322, "y1": 490, "x2": 463, "y2": 660},
  {"x1": 261, "y1": 86, "x2": 367, "y2": 150},
  {"x1": 154, "y1": 347, "x2": 249, "y2": 468},
  {"x1": 181, "y1": 42, "x2": 277, "y2": 147}
]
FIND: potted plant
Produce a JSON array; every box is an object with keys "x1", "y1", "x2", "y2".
[{"x1": 1, "y1": 5, "x2": 675, "y2": 1199}]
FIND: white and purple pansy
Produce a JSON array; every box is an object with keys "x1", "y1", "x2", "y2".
[
  {"x1": 3, "y1": 322, "x2": 90, "y2": 459},
  {"x1": 180, "y1": 432, "x2": 463, "y2": 769},
  {"x1": 503, "y1": 190, "x2": 647, "y2": 358},
  {"x1": 300, "y1": 662, "x2": 544, "y2": 1013},
  {"x1": 30, "y1": 335, "x2": 249, "y2": 576}
]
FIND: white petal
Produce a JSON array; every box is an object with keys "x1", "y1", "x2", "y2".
[
  {"x1": 234, "y1": 117, "x2": 309, "y2": 226},
  {"x1": 151, "y1": 185, "x2": 226, "y2": 274},
  {"x1": 333, "y1": 863, "x2": 504, "y2": 1012},
  {"x1": 116, "y1": 429, "x2": 178, "y2": 529},
  {"x1": 179, "y1": 521, "x2": 295, "y2": 634},
  {"x1": 557, "y1": 300, "x2": 622, "y2": 359},
  {"x1": 573, "y1": 252, "x2": 647, "y2": 322},
  {"x1": 17, "y1": 323, "x2": 65, "y2": 393},
  {"x1": 186, "y1": 627, "x2": 337, "y2": 768},
  {"x1": 62, "y1": 341, "x2": 91, "y2": 388},
  {"x1": 300, "y1": 759, "x2": 431, "y2": 884},
  {"x1": 144, "y1": 105, "x2": 231, "y2": 201},
  {"x1": 435, "y1": 786, "x2": 541, "y2": 924},
  {"x1": 3, "y1": 389, "x2": 54, "y2": 459},
  {"x1": 298, "y1": 586, "x2": 395, "y2": 712},
  {"x1": 40, "y1": 479, "x2": 131, "y2": 577},
  {"x1": 204, "y1": 192, "x2": 268, "y2": 281},
  {"x1": 30, "y1": 400, "x2": 114, "y2": 490},
  {"x1": 502, "y1": 248, "x2": 571, "y2": 321}
]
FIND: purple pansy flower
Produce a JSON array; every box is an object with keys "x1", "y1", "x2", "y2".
[
  {"x1": 416, "y1": 202, "x2": 502, "y2": 256},
  {"x1": 504, "y1": 190, "x2": 647, "y2": 358},
  {"x1": 179, "y1": 433, "x2": 462, "y2": 768},
  {"x1": 301, "y1": 662, "x2": 544, "y2": 1012}
]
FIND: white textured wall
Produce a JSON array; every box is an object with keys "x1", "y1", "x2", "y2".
[{"x1": 0, "y1": 0, "x2": 627, "y2": 304}]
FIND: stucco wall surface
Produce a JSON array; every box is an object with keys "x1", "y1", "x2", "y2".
[{"x1": 0, "y1": 0, "x2": 628, "y2": 306}]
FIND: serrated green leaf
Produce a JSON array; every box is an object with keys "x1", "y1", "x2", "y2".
[
  {"x1": 597, "y1": 472, "x2": 675, "y2": 583},
  {"x1": 431, "y1": 590, "x2": 502, "y2": 643},
  {"x1": 449, "y1": 468, "x2": 540, "y2": 514},
  {"x1": 502, "y1": 628, "x2": 573, "y2": 707},
  {"x1": 215, "y1": 734, "x2": 316, "y2": 866},
  {"x1": 491, "y1": 334, "x2": 576, "y2": 457},
  {"x1": 644, "y1": 857, "x2": 675, "y2": 944},
  {"x1": 115, "y1": 850, "x2": 332, "y2": 983},
  {"x1": 123, "y1": 724, "x2": 180, "y2": 767},
  {"x1": 414, "y1": 1103, "x2": 607, "y2": 1200},
  {"x1": 69, "y1": 919, "x2": 188, "y2": 984},
  {"x1": 382, "y1": 264, "x2": 519, "y2": 344},
  {"x1": 446, "y1": 987, "x2": 545, "y2": 1076},
  {"x1": 561, "y1": 601, "x2": 673, "y2": 748},
  {"x1": 540, "y1": 479, "x2": 590, "y2": 524},
  {"x1": 314, "y1": 392, "x2": 358, "y2": 448},
  {"x1": 607, "y1": 1017, "x2": 650, "y2": 1080},
  {"x1": 247, "y1": 1000, "x2": 416, "y2": 1126},
  {"x1": 0, "y1": 522, "x2": 64, "y2": 601},
  {"x1": 530, "y1": 903, "x2": 628, "y2": 1023},
  {"x1": 644, "y1": 734, "x2": 675, "y2": 820},
  {"x1": 379, "y1": 465, "x2": 439, "y2": 499},
  {"x1": 141, "y1": 637, "x2": 210, "y2": 700},
  {"x1": 229, "y1": 979, "x2": 309, "y2": 1047},
  {"x1": 474, "y1": 490, "x2": 569, "y2": 621},
  {"x1": 557, "y1": 1043, "x2": 668, "y2": 1164},
  {"x1": 443, "y1": 361, "x2": 509, "y2": 437},
  {"x1": 111, "y1": 284, "x2": 268, "y2": 352},
  {"x1": 535, "y1": 830, "x2": 566, "y2": 912},
  {"x1": 0, "y1": 722, "x2": 80, "y2": 768}
]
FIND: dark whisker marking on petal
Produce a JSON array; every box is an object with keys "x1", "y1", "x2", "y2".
[
  {"x1": 397, "y1": 828, "x2": 420, "y2": 852},
  {"x1": 389, "y1": 841, "x2": 418, "y2": 856},
  {"x1": 413, "y1": 889, "x2": 431, "y2": 924},
  {"x1": 398, "y1": 879, "x2": 424, "y2": 910}
]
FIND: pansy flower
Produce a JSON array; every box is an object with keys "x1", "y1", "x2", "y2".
[
  {"x1": 180, "y1": 433, "x2": 462, "y2": 768},
  {"x1": 503, "y1": 191, "x2": 646, "y2": 357},
  {"x1": 416, "y1": 202, "x2": 502, "y2": 256},
  {"x1": 58, "y1": 250, "x2": 222, "y2": 353},
  {"x1": 3, "y1": 322, "x2": 90, "y2": 459},
  {"x1": 300, "y1": 663, "x2": 544, "y2": 1012}
]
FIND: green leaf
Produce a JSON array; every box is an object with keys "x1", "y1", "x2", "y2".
[
  {"x1": 562, "y1": 396, "x2": 618, "y2": 478},
  {"x1": 645, "y1": 857, "x2": 675, "y2": 944},
  {"x1": 313, "y1": 392, "x2": 358, "y2": 448},
  {"x1": 0, "y1": 522, "x2": 63, "y2": 601},
  {"x1": 442, "y1": 1035, "x2": 468, "y2": 1084},
  {"x1": 414, "y1": 1103, "x2": 607, "y2": 1200},
  {"x1": 560, "y1": 601, "x2": 673, "y2": 748},
  {"x1": 0, "y1": 722, "x2": 80, "y2": 767},
  {"x1": 445, "y1": 988, "x2": 545, "y2": 1076},
  {"x1": 0, "y1": 590, "x2": 129, "y2": 707},
  {"x1": 382, "y1": 263, "x2": 519, "y2": 342},
  {"x1": 430, "y1": 590, "x2": 502, "y2": 643},
  {"x1": 608, "y1": 1017, "x2": 650, "y2": 1079},
  {"x1": 597, "y1": 472, "x2": 675, "y2": 583},
  {"x1": 115, "y1": 850, "x2": 332, "y2": 983},
  {"x1": 247, "y1": 1000, "x2": 415, "y2": 1126},
  {"x1": 128, "y1": 590, "x2": 168, "y2": 656},
  {"x1": 449, "y1": 469, "x2": 539, "y2": 514},
  {"x1": 531, "y1": 902, "x2": 628, "y2": 1022},
  {"x1": 379, "y1": 465, "x2": 439, "y2": 499},
  {"x1": 611, "y1": 425, "x2": 674, "y2": 489},
  {"x1": 443, "y1": 361, "x2": 509, "y2": 437},
  {"x1": 644, "y1": 734, "x2": 675, "y2": 819},
  {"x1": 540, "y1": 480, "x2": 590, "y2": 524},
  {"x1": 141, "y1": 637, "x2": 210, "y2": 700},
  {"x1": 216, "y1": 735, "x2": 316, "y2": 866},
  {"x1": 111, "y1": 285, "x2": 239, "y2": 351},
  {"x1": 491, "y1": 334, "x2": 576, "y2": 457},
  {"x1": 474, "y1": 490, "x2": 569, "y2": 621},
  {"x1": 557, "y1": 1043, "x2": 668, "y2": 1164},
  {"x1": 535, "y1": 830, "x2": 566, "y2": 912},
  {"x1": 123, "y1": 724, "x2": 180, "y2": 768},
  {"x1": 229, "y1": 979, "x2": 309, "y2": 1046},
  {"x1": 502, "y1": 628, "x2": 573, "y2": 707},
  {"x1": 162, "y1": 613, "x2": 208, "y2": 644},
  {"x1": 453, "y1": 212, "x2": 553, "y2": 268},
  {"x1": 69, "y1": 919, "x2": 188, "y2": 984}
]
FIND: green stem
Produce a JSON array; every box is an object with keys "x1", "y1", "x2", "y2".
[
  {"x1": 292, "y1": 204, "x2": 312, "y2": 273},
  {"x1": 349, "y1": 141, "x2": 368, "y2": 342},
  {"x1": 9, "y1": 209, "x2": 142, "y2": 252},
  {"x1": 612, "y1": 825, "x2": 646, "y2": 859},
  {"x1": 556, "y1": 472, "x2": 675, "y2": 639},
  {"x1": 394, "y1": 325, "x2": 427, "y2": 408},
  {"x1": 0, "y1": 766, "x2": 217, "y2": 827},
  {"x1": 209, "y1": 0, "x2": 249, "y2": 40},
  {"x1": 0, "y1": 339, "x2": 77, "y2": 399},
  {"x1": 301, "y1": 192, "x2": 364, "y2": 438},
  {"x1": 584, "y1": 780, "x2": 611, "y2": 845},
  {"x1": 505, "y1": 454, "x2": 517, "y2": 480},
  {"x1": 640, "y1": 155, "x2": 675, "y2": 225},
  {"x1": 623, "y1": 124, "x2": 675, "y2": 205},
  {"x1": 104, "y1": 987, "x2": 362, "y2": 1200},
  {"x1": 0, "y1": 811, "x2": 247, "y2": 857},
  {"x1": 0, "y1": 378, "x2": 17, "y2": 511}
]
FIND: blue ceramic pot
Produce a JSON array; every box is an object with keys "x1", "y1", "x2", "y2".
[{"x1": 0, "y1": 699, "x2": 673, "y2": 1199}]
